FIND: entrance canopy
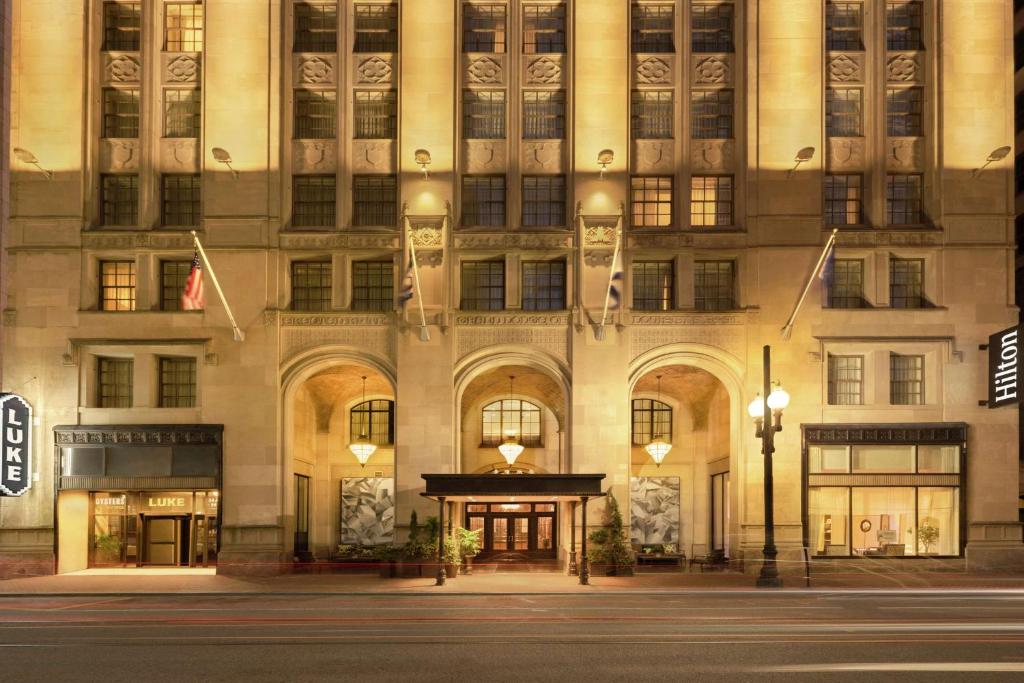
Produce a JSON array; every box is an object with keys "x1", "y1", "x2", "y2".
[{"x1": 420, "y1": 474, "x2": 607, "y2": 502}]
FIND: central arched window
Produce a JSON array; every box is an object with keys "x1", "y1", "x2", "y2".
[
  {"x1": 481, "y1": 399, "x2": 542, "y2": 447},
  {"x1": 632, "y1": 398, "x2": 672, "y2": 445},
  {"x1": 350, "y1": 399, "x2": 394, "y2": 446}
]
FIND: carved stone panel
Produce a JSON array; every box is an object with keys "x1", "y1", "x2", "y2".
[
  {"x1": 351, "y1": 140, "x2": 395, "y2": 173},
  {"x1": 887, "y1": 53, "x2": 923, "y2": 83},
  {"x1": 292, "y1": 140, "x2": 337, "y2": 174},
  {"x1": 454, "y1": 233, "x2": 572, "y2": 250},
  {"x1": 635, "y1": 55, "x2": 674, "y2": 85},
  {"x1": 465, "y1": 54, "x2": 505, "y2": 85},
  {"x1": 827, "y1": 137, "x2": 866, "y2": 171},
  {"x1": 583, "y1": 223, "x2": 618, "y2": 247},
  {"x1": 410, "y1": 226, "x2": 443, "y2": 248},
  {"x1": 886, "y1": 137, "x2": 924, "y2": 172},
  {"x1": 278, "y1": 233, "x2": 399, "y2": 250},
  {"x1": 100, "y1": 139, "x2": 140, "y2": 172},
  {"x1": 163, "y1": 53, "x2": 200, "y2": 83},
  {"x1": 456, "y1": 318, "x2": 569, "y2": 366},
  {"x1": 160, "y1": 138, "x2": 200, "y2": 173},
  {"x1": 629, "y1": 318, "x2": 746, "y2": 363},
  {"x1": 463, "y1": 140, "x2": 507, "y2": 173},
  {"x1": 282, "y1": 323, "x2": 395, "y2": 365},
  {"x1": 522, "y1": 141, "x2": 563, "y2": 173},
  {"x1": 691, "y1": 140, "x2": 735, "y2": 172},
  {"x1": 105, "y1": 54, "x2": 141, "y2": 84},
  {"x1": 827, "y1": 53, "x2": 863, "y2": 83},
  {"x1": 296, "y1": 54, "x2": 336, "y2": 85},
  {"x1": 693, "y1": 55, "x2": 732, "y2": 85},
  {"x1": 523, "y1": 55, "x2": 564, "y2": 86},
  {"x1": 632, "y1": 140, "x2": 674, "y2": 174},
  {"x1": 354, "y1": 54, "x2": 394, "y2": 85}
]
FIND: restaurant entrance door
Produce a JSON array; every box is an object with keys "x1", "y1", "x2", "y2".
[{"x1": 466, "y1": 502, "x2": 557, "y2": 562}]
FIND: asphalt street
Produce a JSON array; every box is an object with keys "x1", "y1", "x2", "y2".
[{"x1": 1, "y1": 590, "x2": 1023, "y2": 681}]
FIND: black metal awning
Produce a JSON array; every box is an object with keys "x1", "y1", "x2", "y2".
[{"x1": 420, "y1": 474, "x2": 606, "y2": 502}]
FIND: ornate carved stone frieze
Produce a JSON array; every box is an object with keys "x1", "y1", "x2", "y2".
[
  {"x1": 455, "y1": 312, "x2": 570, "y2": 326},
  {"x1": 352, "y1": 140, "x2": 394, "y2": 172},
  {"x1": 454, "y1": 233, "x2": 572, "y2": 250},
  {"x1": 54, "y1": 425, "x2": 222, "y2": 446},
  {"x1": 165, "y1": 54, "x2": 200, "y2": 83},
  {"x1": 299, "y1": 55, "x2": 335, "y2": 84},
  {"x1": 522, "y1": 141, "x2": 562, "y2": 172},
  {"x1": 106, "y1": 54, "x2": 141, "y2": 83},
  {"x1": 101, "y1": 139, "x2": 139, "y2": 172},
  {"x1": 292, "y1": 140, "x2": 336, "y2": 174},
  {"x1": 583, "y1": 250, "x2": 613, "y2": 267},
  {"x1": 524, "y1": 56, "x2": 562, "y2": 85},
  {"x1": 691, "y1": 140, "x2": 735, "y2": 172},
  {"x1": 279, "y1": 312, "x2": 393, "y2": 327},
  {"x1": 627, "y1": 231, "x2": 746, "y2": 250},
  {"x1": 633, "y1": 140, "x2": 673, "y2": 174},
  {"x1": 409, "y1": 225, "x2": 444, "y2": 248},
  {"x1": 355, "y1": 55, "x2": 393, "y2": 84},
  {"x1": 629, "y1": 314, "x2": 746, "y2": 361},
  {"x1": 834, "y1": 229, "x2": 942, "y2": 247},
  {"x1": 802, "y1": 423, "x2": 967, "y2": 446},
  {"x1": 635, "y1": 56, "x2": 672, "y2": 84},
  {"x1": 463, "y1": 141, "x2": 506, "y2": 173},
  {"x1": 887, "y1": 53, "x2": 922, "y2": 82},
  {"x1": 693, "y1": 55, "x2": 731, "y2": 85},
  {"x1": 827, "y1": 137, "x2": 866, "y2": 171},
  {"x1": 415, "y1": 250, "x2": 444, "y2": 268},
  {"x1": 161, "y1": 139, "x2": 200, "y2": 172},
  {"x1": 582, "y1": 223, "x2": 618, "y2": 247},
  {"x1": 456, "y1": 315, "x2": 570, "y2": 365},
  {"x1": 282, "y1": 324, "x2": 395, "y2": 363},
  {"x1": 278, "y1": 233, "x2": 399, "y2": 250},
  {"x1": 887, "y1": 137, "x2": 923, "y2": 171},
  {"x1": 82, "y1": 231, "x2": 196, "y2": 250},
  {"x1": 827, "y1": 53, "x2": 862, "y2": 82},
  {"x1": 466, "y1": 55, "x2": 503, "y2": 84}
]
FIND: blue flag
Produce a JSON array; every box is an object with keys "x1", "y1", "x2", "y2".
[
  {"x1": 397, "y1": 260, "x2": 414, "y2": 309},
  {"x1": 818, "y1": 240, "x2": 836, "y2": 289},
  {"x1": 608, "y1": 269, "x2": 624, "y2": 310}
]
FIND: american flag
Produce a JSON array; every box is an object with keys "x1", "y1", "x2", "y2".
[{"x1": 181, "y1": 251, "x2": 205, "y2": 310}]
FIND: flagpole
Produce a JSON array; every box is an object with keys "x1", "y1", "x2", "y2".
[
  {"x1": 405, "y1": 218, "x2": 430, "y2": 342},
  {"x1": 779, "y1": 228, "x2": 839, "y2": 341},
  {"x1": 597, "y1": 218, "x2": 623, "y2": 339},
  {"x1": 191, "y1": 231, "x2": 246, "y2": 342}
]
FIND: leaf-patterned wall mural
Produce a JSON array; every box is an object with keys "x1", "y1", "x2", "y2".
[
  {"x1": 630, "y1": 477, "x2": 680, "y2": 545},
  {"x1": 340, "y1": 477, "x2": 395, "y2": 545}
]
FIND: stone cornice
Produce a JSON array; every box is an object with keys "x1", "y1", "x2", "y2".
[
  {"x1": 454, "y1": 311, "x2": 571, "y2": 326},
  {"x1": 453, "y1": 232, "x2": 573, "y2": 250},
  {"x1": 54, "y1": 424, "x2": 223, "y2": 446},
  {"x1": 271, "y1": 310, "x2": 395, "y2": 327},
  {"x1": 628, "y1": 311, "x2": 750, "y2": 326},
  {"x1": 802, "y1": 423, "x2": 967, "y2": 446}
]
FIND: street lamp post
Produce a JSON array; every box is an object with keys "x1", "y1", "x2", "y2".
[{"x1": 747, "y1": 345, "x2": 790, "y2": 589}]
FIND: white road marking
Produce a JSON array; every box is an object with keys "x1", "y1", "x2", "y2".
[{"x1": 774, "y1": 662, "x2": 1024, "y2": 672}]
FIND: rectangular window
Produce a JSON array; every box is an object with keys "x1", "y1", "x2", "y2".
[
  {"x1": 101, "y1": 175, "x2": 139, "y2": 227},
  {"x1": 631, "y1": 90, "x2": 673, "y2": 139},
  {"x1": 917, "y1": 446, "x2": 959, "y2": 473},
  {"x1": 522, "y1": 90, "x2": 565, "y2": 139},
  {"x1": 354, "y1": 3, "x2": 398, "y2": 53},
  {"x1": 828, "y1": 259, "x2": 865, "y2": 309},
  {"x1": 163, "y1": 89, "x2": 201, "y2": 138},
  {"x1": 694, "y1": 260, "x2": 735, "y2": 311},
  {"x1": 460, "y1": 261, "x2": 505, "y2": 310},
  {"x1": 691, "y1": 89, "x2": 734, "y2": 139},
  {"x1": 165, "y1": 2, "x2": 204, "y2": 52},
  {"x1": 351, "y1": 399, "x2": 395, "y2": 445},
  {"x1": 630, "y1": 176, "x2": 673, "y2": 228},
  {"x1": 160, "y1": 260, "x2": 192, "y2": 311},
  {"x1": 351, "y1": 261, "x2": 394, "y2": 312},
  {"x1": 294, "y1": 90, "x2": 337, "y2": 139},
  {"x1": 889, "y1": 257, "x2": 925, "y2": 308},
  {"x1": 827, "y1": 1, "x2": 863, "y2": 51},
  {"x1": 159, "y1": 357, "x2": 197, "y2": 408},
  {"x1": 886, "y1": 1, "x2": 923, "y2": 51},
  {"x1": 463, "y1": 90, "x2": 506, "y2": 139},
  {"x1": 103, "y1": 2, "x2": 141, "y2": 51},
  {"x1": 887, "y1": 87, "x2": 923, "y2": 137},
  {"x1": 291, "y1": 261, "x2": 332, "y2": 311},
  {"x1": 523, "y1": 3, "x2": 566, "y2": 54},
  {"x1": 890, "y1": 354, "x2": 924, "y2": 404},
  {"x1": 631, "y1": 3, "x2": 674, "y2": 53},
  {"x1": 827, "y1": 355, "x2": 864, "y2": 405},
  {"x1": 103, "y1": 88, "x2": 140, "y2": 138},
  {"x1": 691, "y1": 2, "x2": 734, "y2": 53},
  {"x1": 292, "y1": 175, "x2": 336, "y2": 228},
  {"x1": 522, "y1": 260, "x2": 566, "y2": 311},
  {"x1": 294, "y1": 2, "x2": 338, "y2": 52},
  {"x1": 632, "y1": 261, "x2": 674, "y2": 311},
  {"x1": 97, "y1": 357, "x2": 133, "y2": 408},
  {"x1": 632, "y1": 398, "x2": 672, "y2": 445},
  {"x1": 826, "y1": 88, "x2": 862, "y2": 137},
  {"x1": 100, "y1": 260, "x2": 137, "y2": 311},
  {"x1": 886, "y1": 174, "x2": 923, "y2": 225},
  {"x1": 161, "y1": 174, "x2": 201, "y2": 227},
  {"x1": 824, "y1": 174, "x2": 863, "y2": 225},
  {"x1": 461, "y1": 175, "x2": 506, "y2": 227},
  {"x1": 463, "y1": 4, "x2": 507, "y2": 53},
  {"x1": 353, "y1": 90, "x2": 397, "y2": 139},
  {"x1": 522, "y1": 175, "x2": 566, "y2": 228},
  {"x1": 690, "y1": 176, "x2": 733, "y2": 227},
  {"x1": 352, "y1": 174, "x2": 398, "y2": 227}
]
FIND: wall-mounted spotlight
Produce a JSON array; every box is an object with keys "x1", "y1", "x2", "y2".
[
  {"x1": 788, "y1": 147, "x2": 815, "y2": 178},
  {"x1": 597, "y1": 149, "x2": 614, "y2": 179},
  {"x1": 972, "y1": 146, "x2": 1012, "y2": 178},
  {"x1": 13, "y1": 148, "x2": 53, "y2": 180},
  {"x1": 414, "y1": 149, "x2": 432, "y2": 178},
  {"x1": 211, "y1": 147, "x2": 238, "y2": 179}
]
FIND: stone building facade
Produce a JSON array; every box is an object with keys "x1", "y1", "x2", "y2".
[{"x1": 1, "y1": 0, "x2": 1022, "y2": 577}]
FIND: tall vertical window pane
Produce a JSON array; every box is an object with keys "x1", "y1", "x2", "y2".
[
  {"x1": 691, "y1": 3, "x2": 734, "y2": 53},
  {"x1": 631, "y1": 3, "x2": 674, "y2": 53},
  {"x1": 522, "y1": 176, "x2": 566, "y2": 228},
  {"x1": 100, "y1": 261, "x2": 137, "y2": 311},
  {"x1": 103, "y1": 2, "x2": 141, "y2": 51},
  {"x1": 159, "y1": 357, "x2": 197, "y2": 407},
  {"x1": 463, "y1": 90, "x2": 506, "y2": 139},
  {"x1": 886, "y1": 174, "x2": 923, "y2": 225},
  {"x1": 352, "y1": 174, "x2": 398, "y2": 227},
  {"x1": 630, "y1": 176, "x2": 673, "y2": 228},
  {"x1": 694, "y1": 260, "x2": 735, "y2": 311},
  {"x1": 462, "y1": 176, "x2": 506, "y2": 227},
  {"x1": 101, "y1": 175, "x2": 139, "y2": 227},
  {"x1": 632, "y1": 261, "x2": 674, "y2": 311},
  {"x1": 827, "y1": 88, "x2": 862, "y2": 137},
  {"x1": 522, "y1": 261, "x2": 566, "y2": 311},
  {"x1": 824, "y1": 174, "x2": 863, "y2": 225},
  {"x1": 294, "y1": 2, "x2": 338, "y2": 52},
  {"x1": 886, "y1": 1, "x2": 923, "y2": 51},
  {"x1": 887, "y1": 87, "x2": 923, "y2": 137},
  {"x1": 354, "y1": 90, "x2": 397, "y2": 139},
  {"x1": 522, "y1": 90, "x2": 565, "y2": 139},
  {"x1": 161, "y1": 174, "x2": 201, "y2": 227},
  {"x1": 161, "y1": 260, "x2": 192, "y2": 311},
  {"x1": 889, "y1": 257, "x2": 925, "y2": 308},
  {"x1": 631, "y1": 398, "x2": 672, "y2": 445},
  {"x1": 890, "y1": 354, "x2": 924, "y2": 405},
  {"x1": 351, "y1": 261, "x2": 394, "y2": 312},
  {"x1": 463, "y1": 4, "x2": 507, "y2": 53},
  {"x1": 98, "y1": 357, "x2": 133, "y2": 408},
  {"x1": 691, "y1": 89, "x2": 734, "y2": 138},
  {"x1": 351, "y1": 400, "x2": 395, "y2": 445},
  {"x1": 828, "y1": 259, "x2": 865, "y2": 309},
  {"x1": 164, "y1": 89, "x2": 201, "y2": 137},
  {"x1": 354, "y1": 3, "x2": 398, "y2": 52},
  {"x1": 291, "y1": 261, "x2": 332, "y2": 311},
  {"x1": 827, "y1": 355, "x2": 863, "y2": 405},
  {"x1": 461, "y1": 261, "x2": 505, "y2": 310},
  {"x1": 165, "y1": 3, "x2": 204, "y2": 52},
  {"x1": 917, "y1": 487, "x2": 959, "y2": 555},
  {"x1": 631, "y1": 90, "x2": 673, "y2": 139},
  {"x1": 481, "y1": 399, "x2": 541, "y2": 447},
  {"x1": 103, "y1": 88, "x2": 140, "y2": 138},
  {"x1": 808, "y1": 487, "x2": 850, "y2": 557},
  {"x1": 294, "y1": 90, "x2": 337, "y2": 139},
  {"x1": 523, "y1": 3, "x2": 566, "y2": 54},
  {"x1": 690, "y1": 176, "x2": 733, "y2": 227},
  {"x1": 827, "y1": 1, "x2": 863, "y2": 51},
  {"x1": 292, "y1": 175, "x2": 336, "y2": 228}
]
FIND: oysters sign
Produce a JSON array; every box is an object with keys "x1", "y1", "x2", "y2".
[{"x1": 0, "y1": 394, "x2": 32, "y2": 496}]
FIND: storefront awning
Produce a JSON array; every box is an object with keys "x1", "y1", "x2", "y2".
[{"x1": 420, "y1": 474, "x2": 607, "y2": 502}]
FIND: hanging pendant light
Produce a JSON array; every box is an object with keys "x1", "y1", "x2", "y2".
[
  {"x1": 496, "y1": 375, "x2": 525, "y2": 466},
  {"x1": 644, "y1": 374, "x2": 673, "y2": 467},
  {"x1": 348, "y1": 375, "x2": 377, "y2": 467}
]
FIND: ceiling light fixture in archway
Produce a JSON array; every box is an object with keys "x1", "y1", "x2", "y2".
[
  {"x1": 348, "y1": 375, "x2": 378, "y2": 467},
  {"x1": 644, "y1": 375, "x2": 672, "y2": 467},
  {"x1": 497, "y1": 375, "x2": 525, "y2": 466}
]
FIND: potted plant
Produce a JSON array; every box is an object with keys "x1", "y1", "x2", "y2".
[
  {"x1": 372, "y1": 544, "x2": 399, "y2": 578},
  {"x1": 94, "y1": 533, "x2": 121, "y2": 564},
  {"x1": 444, "y1": 536, "x2": 460, "y2": 578},
  {"x1": 917, "y1": 523, "x2": 939, "y2": 555},
  {"x1": 455, "y1": 526, "x2": 482, "y2": 575},
  {"x1": 587, "y1": 494, "x2": 635, "y2": 576}
]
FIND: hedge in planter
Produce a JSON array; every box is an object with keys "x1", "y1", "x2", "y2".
[{"x1": 587, "y1": 494, "x2": 636, "y2": 576}]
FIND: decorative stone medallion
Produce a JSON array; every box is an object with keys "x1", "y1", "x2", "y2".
[
  {"x1": 166, "y1": 55, "x2": 199, "y2": 82},
  {"x1": 300, "y1": 56, "x2": 334, "y2": 84},
  {"x1": 828, "y1": 54, "x2": 861, "y2": 82},
  {"x1": 107, "y1": 55, "x2": 140, "y2": 83},
  {"x1": 525, "y1": 57, "x2": 561, "y2": 84},
  {"x1": 887, "y1": 54, "x2": 921, "y2": 82},
  {"x1": 467, "y1": 56, "x2": 502, "y2": 84},
  {"x1": 636, "y1": 57, "x2": 671, "y2": 84},
  {"x1": 694, "y1": 56, "x2": 729, "y2": 84},
  {"x1": 356, "y1": 56, "x2": 392, "y2": 84}
]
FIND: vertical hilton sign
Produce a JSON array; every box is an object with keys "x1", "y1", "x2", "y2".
[
  {"x1": 988, "y1": 326, "x2": 1022, "y2": 408},
  {"x1": 0, "y1": 394, "x2": 33, "y2": 496}
]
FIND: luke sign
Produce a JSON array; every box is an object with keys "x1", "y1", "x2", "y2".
[{"x1": 0, "y1": 394, "x2": 33, "y2": 496}]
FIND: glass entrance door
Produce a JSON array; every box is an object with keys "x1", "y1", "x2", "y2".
[
  {"x1": 465, "y1": 502, "x2": 557, "y2": 561},
  {"x1": 143, "y1": 516, "x2": 190, "y2": 566}
]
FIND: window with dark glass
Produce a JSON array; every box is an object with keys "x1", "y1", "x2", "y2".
[
  {"x1": 161, "y1": 174, "x2": 200, "y2": 227},
  {"x1": 890, "y1": 354, "x2": 924, "y2": 405},
  {"x1": 463, "y1": 90, "x2": 506, "y2": 139},
  {"x1": 631, "y1": 3, "x2": 674, "y2": 53},
  {"x1": 887, "y1": 87, "x2": 923, "y2": 137},
  {"x1": 159, "y1": 357, "x2": 196, "y2": 408},
  {"x1": 482, "y1": 399, "x2": 541, "y2": 447},
  {"x1": 828, "y1": 259, "x2": 866, "y2": 309},
  {"x1": 826, "y1": 1, "x2": 863, "y2": 51},
  {"x1": 632, "y1": 261, "x2": 674, "y2": 311},
  {"x1": 354, "y1": 90, "x2": 397, "y2": 139},
  {"x1": 522, "y1": 175, "x2": 566, "y2": 228},
  {"x1": 889, "y1": 257, "x2": 925, "y2": 308},
  {"x1": 351, "y1": 399, "x2": 395, "y2": 445},
  {"x1": 691, "y1": 2, "x2": 734, "y2": 53},
  {"x1": 103, "y1": 88, "x2": 140, "y2": 138},
  {"x1": 886, "y1": 174, "x2": 923, "y2": 225},
  {"x1": 825, "y1": 174, "x2": 863, "y2": 226},
  {"x1": 165, "y1": 2, "x2": 204, "y2": 52},
  {"x1": 694, "y1": 260, "x2": 735, "y2": 311},
  {"x1": 522, "y1": 260, "x2": 566, "y2": 311},
  {"x1": 463, "y1": 4, "x2": 507, "y2": 53},
  {"x1": 523, "y1": 3, "x2": 566, "y2": 54},
  {"x1": 292, "y1": 175, "x2": 336, "y2": 228},
  {"x1": 103, "y1": 2, "x2": 141, "y2": 51},
  {"x1": 1016, "y1": 92, "x2": 1024, "y2": 134},
  {"x1": 690, "y1": 176, "x2": 733, "y2": 227},
  {"x1": 352, "y1": 175, "x2": 397, "y2": 227},
  {"x1": 100, "y1": 260, "x2": 136, "y2": 311},
  {"x1": 631, "y1": 90, "x2": 673, "y2": 139},
  {"x1": 827, "y1": 87, "x2": 862, "y2": 137},
  {"x1": 461, "y1": 175, "x2": 506, "y2": 227},
  {"x1": 630, "y1": 176, "x2": 673, "y2": 228},
  {"x1": 523, "y1": 90, "x2": 565, "y2": 139},
  {"x1": 461, "y1": 260, "x2": 505, "y2": 310},
  {"x1": 294, "y1": 2, "x2": 338, "y2": 52},
  {"x1": 294, "y1": 90, "x2": 337, "y2": 139},
  {"x1": 161, "y1": 260, "x2": 192, "y2": 311},
  {"x1": 828, "y1": 355, "x2": 863, "y2": 405},
  {"x1": 354, "y1": 3, "x2": 398, "y2": 52},
  {"x1": 351, "y1": 261, "x2": 394, "y2": 311},
  {"x1": 1017, "y1": 153, "x2": 1024, "y2": 195},
  {"x1": 886, "y1": 1, "x2": 923, "y2": 51},
  {"x1": 632, "y1": 398, "x2": 672, "y2": 445},
  {"x1": 164, "y1": 89, "x2": 201, "y2": 137},
  {"x1": 691, "y1": 89, "x2": 733, "y2": 138},
  {"x1": 291, "y1": 261, "x2": 332, "y2": 311},
  {"x1": 101, "y1": 175, "x2": 139, "y2": 227},
  {"x1": 98, "y1": 357, "x2": 133, "y2": 408}
]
